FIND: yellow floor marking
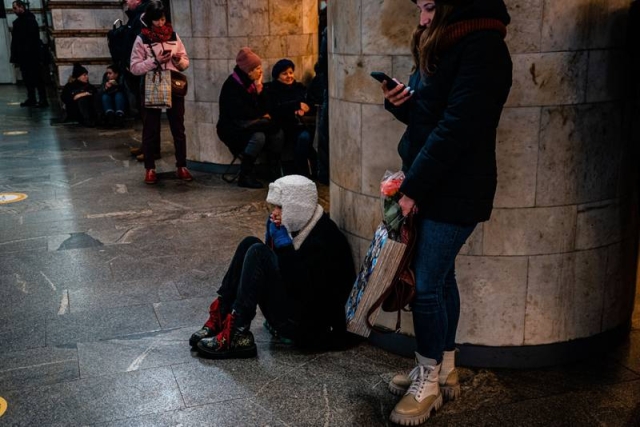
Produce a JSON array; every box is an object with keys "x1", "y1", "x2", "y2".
[
  {"x1": 7, "y1": 102, "x2": 20, "y2": 106},
  {"x1": 0, "y1": 396, "x2": 7, "y2": 417},
  {"x1": 2, "y1": 131, "x2": 28, "y2": 136},
  {"x1": 0, "y1": 193, "x2": 28, "y2": 204}
]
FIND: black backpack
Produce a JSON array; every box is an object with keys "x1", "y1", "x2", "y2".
[{"x1": 107, "y1": 19, "x2": 136, "y2": 69}]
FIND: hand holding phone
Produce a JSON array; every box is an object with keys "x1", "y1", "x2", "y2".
[
  {"x1": 372, "y1": 71, "x2": 413, "y2": 107},
  {"x1": 370, "y1": 71, "x2": 403, "y2": 90}
]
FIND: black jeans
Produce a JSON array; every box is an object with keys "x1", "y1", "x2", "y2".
[
  {"x1": 19, "y1": 62, "x2": 46, "y2": 103},
  {"x1": 217, "y1": 236, "x2": 294, "y2": 334},
  {"x1": 141, "y1": 95, "x2": 186, "y2": 169}
]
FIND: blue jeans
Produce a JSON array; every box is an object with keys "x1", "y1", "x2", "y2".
[
  {"x1": 293, "y1": 129, "x2": 317, "y2": 178},
  {"x1": 217, "y1": 236, "x2": 294, "y2": 335},
  {"x1": 411, "y1": 218, "x2": 476, "y2": 364},
  {"x1": 101, "y1": 91, "x2": 126, "y2": 114}
]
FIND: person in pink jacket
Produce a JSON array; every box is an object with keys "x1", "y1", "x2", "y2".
[{"x1": 129, "y1": 0, "x2": 191, "y2": 184}]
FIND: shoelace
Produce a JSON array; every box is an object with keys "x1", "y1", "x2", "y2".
[{"x1": 406, "y1": 365, "x2": 435, "y2": 397}]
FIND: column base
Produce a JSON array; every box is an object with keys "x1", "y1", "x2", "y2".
[{"x1": 367, "y1": 321, "x2": 632, "y2": 368}]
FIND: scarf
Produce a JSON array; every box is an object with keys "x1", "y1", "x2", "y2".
[
  {"x1": 292, "y1": 205, "x2": 324, "y2": 250},
  {"x1": 232, "y1": 70, "x2": 257, "y2": 95},
  {"x1": 141, "y1": 22, "x2": 174, "y2": 43},
  {"x1": 439, "y1": 18, "x2": 506, "y2": 53}
]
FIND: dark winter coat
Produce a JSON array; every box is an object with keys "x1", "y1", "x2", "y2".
[
  {"x1": 216, "y1": 66, "x2": 272, "y2": 154},
  {"x1": 61, "y1": 80, "x2": 98, "y2": 121},
  {"x1": 121, "y1": 0, "x2": 149, "y2": 68},
  {"x1": 270, "y1": 213, "x2": 355, "y2": 349},
  {"x1": 387, "y1": 0, "x2": 513, "y2": 225},
  {"x1": 10, "y1": 10, "x2": 41, "y2": 65},
  {"x1": 100, "y1": 72, "x2": 126, "y2": 95},
  {"x1": 265, "y1": 80, "x2": 312, "y2": 131}
]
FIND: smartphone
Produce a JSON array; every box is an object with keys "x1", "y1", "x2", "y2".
[{"x1": 370, "y1": 71, "x2": 402, "y2": 90}]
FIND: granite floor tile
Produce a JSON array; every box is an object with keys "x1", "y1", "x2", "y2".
[
  {"x1": 0, "y1": 313, "x2": 46, "y2": 354},
  {"x1": 171, "y1": 353, "x2": 294, "y2": 408},
  {"x1": 46, "y1": 304, "x2": 161, "y2": 346},
  {"x1": 68, "y1": 279, "x2": 181, "y2": 313},
  {"x1": 584, "y1": 379, "x2": 640, "y2": 427},
  {"x1": 430, "y1": 390, "x2": 601, "y2": 427},
  {"x1": 0, "y1": 272, "x2": 67, "y2": 319},
  {"x1": 95, "y1": 399, "x2": 286, "y2": 427},
  {"x1": 0, "y1": 347, "x2": 79, "y2": 392},
  {"x1": 0, "y1": 236, "x2": 48, "y2": 254},
  {"x1": 153, "y1": 296, "x2": 217, "y2": 329},
  {"x1": 0, "y1": 366, "x2": 183, "y2": 427},
  {"x1": 250, "y1": 356, "x2": 397, "y2": 427},
  {"x1": 77, "y1": 327, "x2": 196, "y2": 377}
]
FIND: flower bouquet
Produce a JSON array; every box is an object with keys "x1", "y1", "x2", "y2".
[{"x1": 380, "y1": 170, "x2": 406, "y2": 240}]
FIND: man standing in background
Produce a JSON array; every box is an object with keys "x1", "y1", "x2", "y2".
[
  {"x1": 10, "y1": 0, "x2": 47, "y2": 107},
  {"x1": 121, "y1": 0, "x2": 149, "y2": 120}
]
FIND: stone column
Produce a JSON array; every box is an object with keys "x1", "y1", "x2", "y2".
[
  {"x1": 330, "y1": 0, "x2": 638, "y2": 367},
  {"x1": 169, "y1": 0, "x2": 318, "y2": 170}
]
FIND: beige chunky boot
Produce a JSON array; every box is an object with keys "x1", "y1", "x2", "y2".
[
  {"x1": 388, "y1": 350, "x2": 461, "y2": 401},
  {"x1": 439, "y1": 350, "x2": 460, "y2": 401},
  {"x1": 389, "y1": 353, "x2": 443, "y2": 426}
]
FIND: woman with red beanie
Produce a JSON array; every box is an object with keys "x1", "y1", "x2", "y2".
[
  {"x1": 377, "y1": 0, "x2": 512, "y2": 424},
  {"x1": 217, "y1": 47, "x2": 284, "y2": 188},
  {"x1": 130, "y1": 0, "x2": 191, "y2": 185}
]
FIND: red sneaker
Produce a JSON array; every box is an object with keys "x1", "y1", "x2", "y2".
[
  {"x1": 144, "y1": 169, "x2": 157, "y2": 184},
  {"x1": 176, "y1": 167, "x2": 193, "y2": 181}
]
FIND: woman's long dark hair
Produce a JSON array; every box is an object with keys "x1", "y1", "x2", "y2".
[
  {"x1": 411, "y1": 2, "x2": 455, "y2": 75},
  {"x1": 142, "y1": 0, "x2": 166, "y2": 27}
]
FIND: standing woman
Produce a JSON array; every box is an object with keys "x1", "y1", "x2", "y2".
[
  {"x1": 130, "y1": 0, "x2": 191, "y2": 184},
  {"x1": 379, "y1": 0, "x2": 512, "y2": 425}
]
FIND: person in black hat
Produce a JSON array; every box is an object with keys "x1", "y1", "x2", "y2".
[
  {"x1": 60, "y1": 63, "x2": 98, "y2": 127},
  {"x1": 265, "y1": 59, "x2": 317, "y2": 178},
  {"x1": 377, "y1": 0, "x2": 512, "y2": 425}
]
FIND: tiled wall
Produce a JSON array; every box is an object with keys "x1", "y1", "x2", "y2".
[{"x1": 173, "y1": 0, "x2": 319, "y2": 164}]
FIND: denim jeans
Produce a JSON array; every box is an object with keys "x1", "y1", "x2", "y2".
[
  {"x1": 217, "y1": 236, "x2": 294, "y2": 334},
  {"x1": 101, "y1": 91, "x2": 126, "y2": 114},
  {"x1": 293, "y1": 129, "x2": 317, "y2": 178},
  {"x1": 411, "y1": 218, "x2": 476, "y2": 364}
]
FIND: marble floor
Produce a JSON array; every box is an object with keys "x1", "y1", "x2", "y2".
[{"x1": 0, "y1": 84, "x2": 639, "y2": 427}]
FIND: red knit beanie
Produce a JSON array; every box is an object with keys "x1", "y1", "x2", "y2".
[{"x1": 236, "y1": 47, "x2": 262, "y2": 74}]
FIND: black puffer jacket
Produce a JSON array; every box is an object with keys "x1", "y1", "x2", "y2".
[
  {"x1": 10, "y1": 10, "x2": 41, "y2": 65},
  {"x1": 387, "y1": 0, "x2": 512, "y2": 225},
  {"x1": 272, "y1": 213, "x2": 355, "y2": 349}
]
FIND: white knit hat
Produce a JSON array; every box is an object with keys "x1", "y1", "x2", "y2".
[{"x1": 266, "y1": 175, "x2": 318, "y2": 233}]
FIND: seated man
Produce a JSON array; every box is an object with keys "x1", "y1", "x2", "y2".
[
  {"x1": 216, "y1": 47, "x2": 284, "y2": 189},
  {"x1": 190, "y1": 175, "x2": 356, "y2": 359}
]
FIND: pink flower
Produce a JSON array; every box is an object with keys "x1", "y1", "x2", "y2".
[{"x1": 381, "y1": 177, "x2": 403, "y2": 197}]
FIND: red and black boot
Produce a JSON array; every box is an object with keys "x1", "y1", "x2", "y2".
[
  {"x1": 196, "y1": 311, "x2": 257, "y2": 359},
  {"x1": 189, "y1": 298, "x2": 227, "y2": 348}
]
